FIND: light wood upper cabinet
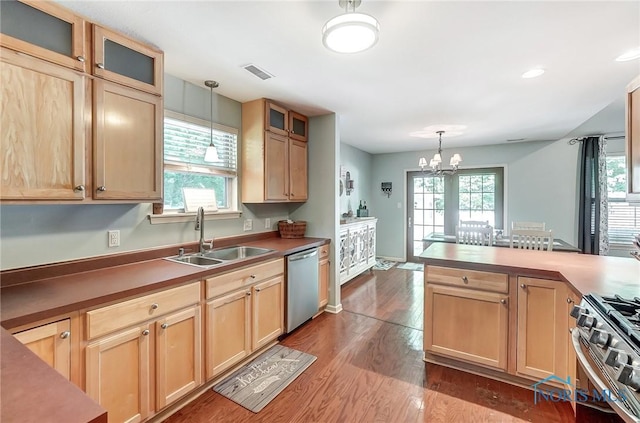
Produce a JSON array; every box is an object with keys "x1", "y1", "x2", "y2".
[
  {"x1": 242, "y1": 98, "x2": 308, "y2": 203},
  {"x1": 626, "y1": 75, "x2": 640, "y2": 202},
  {"x1": 13, "y1": 319, "x2": 71, "y2": 380},
  {"x1": 0, "y1": 49, "x2": 86, "y2": 200},
  {"x1": 516, "y1": 277, "x2": 569, "y2": 383},
  {"x1": 424, "y1": 282, "x2": 509, "y2": 371},
  {"x1": 92, "y1": 25, "x2": 163, "y2": 96},
  {"x1": 93, "y1": 79, "x2": 163, "y2": 201},
  {"x1": 0, "y1": 0, "x2": 86, "y2": 71}
]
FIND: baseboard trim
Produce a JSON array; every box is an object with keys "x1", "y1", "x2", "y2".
[{"x1": 325, "y1": 304, "x2": 343, "y2": 314}]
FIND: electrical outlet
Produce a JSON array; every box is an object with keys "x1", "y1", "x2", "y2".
[
  {"x1": 108, "y1": 230, "x2": 120, "y2": 247},
  {"x1": 244, "y1": 219, "x2": 253, "y2": 231},
  {"x1": 265, "y1": 218, "x2": 271, "y2": 229}
]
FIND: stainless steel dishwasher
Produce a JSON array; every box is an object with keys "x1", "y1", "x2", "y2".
[{"x1": 286, "y1": 248, "x2": 319, "y2": 333}]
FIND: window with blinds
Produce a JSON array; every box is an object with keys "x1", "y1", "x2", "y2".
[
  {"x1": 163, "y1": 111, "x2": 238, "y2": 211},
  {"x1": 606, "y1": 155, "x2": 639, "y2": 245}
]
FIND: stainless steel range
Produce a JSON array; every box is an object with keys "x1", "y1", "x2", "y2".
[{"x1": 571, "y1": 294, "x2": 640, "y2": 423}]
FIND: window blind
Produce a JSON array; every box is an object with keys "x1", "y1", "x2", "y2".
[
  {"x1": 164, "y1": 116, "x2": 237, "y2": 175},
  {"x1": 608, "y1": 200, "x2": 640, "y2": 245}
]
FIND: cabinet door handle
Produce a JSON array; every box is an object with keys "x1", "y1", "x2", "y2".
[
  {"x1": 520, "y1": 283, "x2": 526, "y2": 289},
  {"x1": 74, "y1": 185, "x2": 85, "y2": 192},
  {"x1": 97, "y1": 186, "x2": 106, "y2": 192},
  {"x1": 76, "y1": 56, "x2": 85, "y2": 62},
  {"x1": 141, "y1": 329, "x2": 150, "y2": 336},
  {"x1": 150, "y1": 303, "x2": 159, "y2": 310},
  {"x1": 161, "y1": 323, "x2": 168, "y2": 329},
  {"x1": 461, "y1": 276, "x2": 469, "y2": 284},
  {"x1": 97, "y1": 62, "x2": 105, "y2": 69},
  {"x1": 60, "y1": 331, "x2": 70, "y2": 339},
  {"x1": 500, "y1": 299, "x2": 507, "y2": 304}
]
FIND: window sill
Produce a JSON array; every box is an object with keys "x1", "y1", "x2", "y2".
[{"x1": 148, "y1": 210, "x2": 242, "y2": 225}]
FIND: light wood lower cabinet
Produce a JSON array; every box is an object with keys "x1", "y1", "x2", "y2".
[
  {"x1": 13, "y1": 319, "x2": 71, "y2": 380},
  {"x1": 86, "y1": 324, "x2": 151, "y2": 423},
  {"x1": 318, "y1": 245, "x2": 330, "y2": 309},
  {"x1": 516, "y1": 277, "x2": 569, "y2": 382},
  {"x1": 424, "y1": 283, "x2": 509, "y2": 370},
  {"x1": 85, "y1": 304, "x2": 201, "y2": 423},
  {"x1": 205, "y1": 259, "x2": 285, "y2": 379},
  {"x1": 206, "y1": 289, "x2": 251, "y2": 379}
]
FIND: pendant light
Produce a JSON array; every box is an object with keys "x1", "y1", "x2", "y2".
[
  {"x1": 204, "y1": 80, "x2": 219, "y2": 162},
  {"x1": 322, "y1": 0, "x2": 380, "y2": 54}
]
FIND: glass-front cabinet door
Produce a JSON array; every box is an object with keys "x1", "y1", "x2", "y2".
[
  {"x1": 289, "y1": 111, "x2": 308, "y2": 142},
  {"x1": 92, "y1": 25, "x2": 163, "y2": 95},
  {"x1": 0, "y1": 0, "x2": 86, "y2": 71},
  {"x1": 265, "y1": 101, "x2": 289, "y2": 136}
]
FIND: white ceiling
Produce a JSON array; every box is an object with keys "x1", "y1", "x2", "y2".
[{"x1": 57, "y1": 0, "x2": 640, "y2": 154}]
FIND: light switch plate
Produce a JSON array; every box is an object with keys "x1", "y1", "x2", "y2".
[{"x1": 244, "y1": 219, "x2": 253, "y2": 231}]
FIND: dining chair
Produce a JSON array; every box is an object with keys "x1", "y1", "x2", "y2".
[
  {"x1": 460, "y1": 220, "x2": 489, "y2": 228},
  {"x1": 510, "y1": 229, "x2": 554, "y2": 251},
  {"x1": 456, "y1": 225, "x2": 493, "y2": 246},
  {"x1": 511, "y1": 221, "x2": 546, "y2": 231}
]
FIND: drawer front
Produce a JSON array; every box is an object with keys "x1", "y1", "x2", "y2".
[
  {"x1": 86, "y1": 282, "x2": 200, "y2": 339},
  {"x1": 426, "y1": 265, "x2": 508, "y2": 293},
  {"x1": 319, "y1": 244, "x2": 329, "y2": 259},
  {"x1": 206, "y1": 258, "x2": 284, "y2": 299}
]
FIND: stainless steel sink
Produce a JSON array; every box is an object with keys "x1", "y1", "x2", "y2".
[
  {"x1": 165, "y1": 246, "x2": 274, "y2": 268},
  {"x1": 202, "y1": 246, "x2": 274, "y2": 261},
  {"x1": 165, "y1": 254, "x2": 224, "y2": 268}
]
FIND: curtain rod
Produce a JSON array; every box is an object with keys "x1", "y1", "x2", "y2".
[{"x1": 568, "y1": 135, "x2": 625, "y2": 145}]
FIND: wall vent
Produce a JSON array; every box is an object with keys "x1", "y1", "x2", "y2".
[{"x1": 243, "y1": 64, "x2": 274, "y2": 80}]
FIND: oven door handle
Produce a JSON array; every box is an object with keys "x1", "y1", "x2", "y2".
[{"x1": 571, "y1": 330, "x2": 640, "y2": 423}]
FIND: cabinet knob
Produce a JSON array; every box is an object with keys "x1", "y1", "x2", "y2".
[
  {"x1": 250, "y1": 275, "x2": 256, "y2": 279},
  {"x1": 150, "y1": 303, "x2": 159, "y2": 310},
  {"x1": 60, "y1": 331, "x2": 70, "y2": 339},
  {"x1": 141, "y1": 329, "x2": 150, "y2": 336},
  {"x1": 500, "y1": 299, "x2": 507, "y2": 304},
  {"x1": 76, "y1": 55, "x2": 85, "y2": 62},
  {"x1": 567, "y1": 297, "x2": 574, "y2": 304},
  {"x1": 461, "y1": 276, "x2": 469, "y2": 284},
  {"x1": 520, "y1": 283, "x2": 526, "y2": 289},
  {"x1": 246, "y1": 292, "x2": 251, "y2": 296},
  {"x1": 97, "y1": 186, "x2": 107, "y2": 192},
  {"x1": 255, "y1": 287, "x2": 261, "y2": 292},
  {"x1": 74, "y1": 185, "x2": 85, "y2": 192},
  {"x1": 97, "y1": 62, "x2": 105, "y2": 69},
  {"x1": 161, "y1": 323, "x2": 168, "y2": 329}
]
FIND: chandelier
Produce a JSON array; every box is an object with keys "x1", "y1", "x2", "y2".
[
  {"x1": 418, "y1": 131, "x2": 462, "y2": 175},
  {"x1": 322, "y1": 0, "x2": 380, "y2": 54}
]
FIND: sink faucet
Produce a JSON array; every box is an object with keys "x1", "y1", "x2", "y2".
[{"x1": 195, "y1": 206, "x2": 213, "y2": 253}]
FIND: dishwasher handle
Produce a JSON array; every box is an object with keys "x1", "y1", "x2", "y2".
[{"x1": 289, "y1": 249, "x2": 318, "y2": 262}]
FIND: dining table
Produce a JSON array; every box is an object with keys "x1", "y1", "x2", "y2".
[{"x1": 422, "y1": 233, "x2": 582, "y2": 253}]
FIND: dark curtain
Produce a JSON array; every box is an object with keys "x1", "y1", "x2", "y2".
[{"x1": 578, "y1": 137, "x2": 600, "y2": 254}]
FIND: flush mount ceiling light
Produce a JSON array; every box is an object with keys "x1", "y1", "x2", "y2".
[
  {"x1": 522, "y1": 68, "x2": 545, "y2": 79},
  {"x1": 615, "y1": 47, "x2": 640, "y2": 62},
  {"x1": 322, "y1": 0, "x2": 380, "y2": 54},
  {"x1": 204, "y1": 80, "x2": 219, "y2": 163},
  {"x1": 418, "y1": 131, "x2": 462, "y2": 176}
]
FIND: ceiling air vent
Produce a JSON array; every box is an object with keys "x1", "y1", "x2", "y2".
[{"x1": 243, "y1": 64, "x2": 274, "y2": 81}]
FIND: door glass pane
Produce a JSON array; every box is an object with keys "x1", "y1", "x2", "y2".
[
  {"x1": 292, "y1": 116, "x2": 306, "y2": 137},
  {"x1": 104, "y1": 39, "x2": 154, "y2": 84},
  {"x1": 1, "y1": 0, "x2": 72, "y2": 56},
  {"x1": 269, "y1": 108, "x2": 285, "y2": 131}
]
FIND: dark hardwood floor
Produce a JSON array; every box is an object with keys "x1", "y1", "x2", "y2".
[{"x1": 165, "y1": 266, "x2": 621, "y2": 423}]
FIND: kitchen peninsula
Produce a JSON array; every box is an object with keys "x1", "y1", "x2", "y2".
[{"x1": 419, "y1": 243, "x2": 640, "y2": 396}]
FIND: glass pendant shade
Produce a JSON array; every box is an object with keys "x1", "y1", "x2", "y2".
[
  {"x1": 323, "y1": 12, "x2": 379, "y2": 53},
  {"x1": 204, "y1": 144, "x2": 218, "y2": 162}
]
